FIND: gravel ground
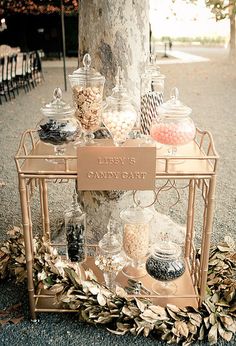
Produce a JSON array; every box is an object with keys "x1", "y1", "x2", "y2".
[{"x1": 0, "y1": 47, "x2": 236, "y2": 345}]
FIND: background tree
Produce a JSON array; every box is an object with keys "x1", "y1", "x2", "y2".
[
  {"x1": 0, "y1": 0, "x2": 78, "y2": 15},
  {"x1": 205, "y1": 0, "x2": 236, "y2": 60}
]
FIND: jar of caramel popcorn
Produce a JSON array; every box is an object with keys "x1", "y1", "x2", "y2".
[
  {"x1": 120, "y1": 204, "x2": 153, "y2": 278},
  {"x1": 68, "y1": 53, "x2": 105, "y2": 144}
]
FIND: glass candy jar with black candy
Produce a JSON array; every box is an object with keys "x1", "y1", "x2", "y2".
[
  {"x1": 146, "y1": 240, "x2": 185, "y2": 295},
  {"x1": 65, "y1": 191, "x2": 87, "y2": 263},
  {"x1": 37, "y1": 87, "x2": 81, "y2": 159}
]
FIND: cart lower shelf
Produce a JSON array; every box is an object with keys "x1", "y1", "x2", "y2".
[{"x1": 34, "y1": 257, "x2": 199, "y2": 313}]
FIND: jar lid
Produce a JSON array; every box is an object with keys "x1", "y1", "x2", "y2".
[
  {"x1": 153, "y1": 241, "x2": 181, "y2": 259},
  {"x1": 106, "y1": 67, "x2": 131, "y2": 104},
  {"x1": 120, "y1": 205, "x2": 153, "y2": 224},
  {"x1": 69, "y1": 53, "x2": 105, "y2": 82},
  {"x1": 41, "y1": 87, "x2": 74, "y2": 117},
  {"x1": 143, "y1": 55, "x2": 165, "y2": 80},
  {"x1": 158, "y1": 87, "x2": 192, "y2": 117},
  {"x1": 98, "y1": 232, "x2": 122, "y2": 254}
]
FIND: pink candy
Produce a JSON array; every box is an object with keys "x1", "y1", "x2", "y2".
[{"x1": 150, "y1": 122, "x2": 195, "y2": 146}]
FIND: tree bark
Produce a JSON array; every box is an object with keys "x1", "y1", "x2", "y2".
[
  {"x1": 229, "y1": 4, "x2": 236, "y2": 61},
  {"x1": 78, "y1": 0, "x2": 150, "y2": 242},
  {"x1": 79, "y1": 0, "x2": 149, "y2": 103}
]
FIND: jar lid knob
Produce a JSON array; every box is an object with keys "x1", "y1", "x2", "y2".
[
  {"x1": 83, "y1": 53, "x2": 91, "y2": 69},
  {"x1": 53, "y1": 87, "x2": 62, "y2": 100},
  {"x1": 170, "y1": 87, "x2": 179, "y2": 103},
  {"x1": 115, "y1": 66, "x2": 123, "y2": 87}
]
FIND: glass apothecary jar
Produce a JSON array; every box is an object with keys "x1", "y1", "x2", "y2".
[
  {"x1": 150, "y1": 87, "x2": 196, "y2": 157},
  {"x1": 146, "y1": 240, "x2": 185, "y2": 295},
  {"x1": 37, "y1": 88, "x2": 81, "y2": 162},
  {"x1": 102, "y1": 68, "x2": 137, "y2": 146},
  {"x1": 65, "y1": 190, "x2": 87, "y2": 263},
  {"x1": 95, "y1": 219, "x2": 126, "y2": 291},
  {"x1": 68, "y1": 53, "x2": 105, "y2": 144},
  {"x1": 120, "y1": 204, "x2": 153, "y2": 278},
  {"x1": 140, "y1": 56, "x2": 165, "y2": 135}
]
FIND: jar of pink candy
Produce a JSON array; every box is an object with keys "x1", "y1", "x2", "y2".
[{"x1": 150, "y1": 87, "x2": 196, "y2": 156}]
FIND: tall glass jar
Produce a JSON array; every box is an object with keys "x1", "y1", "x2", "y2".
[
  {"x1": 37, "y1": 87, "x2": 81, "y2": 163},
  {"x1": 65, "y1": 190, "x2": 87, "y2": 263},
  {"x1": 140, "y1": 57, "x2": 165, "y2": 135},
  {"x1": 68, "y1": 53, "x2": 105, "y2": 144},
  {"x1": 120, "y1": 204, "x2": 153, "y2": 278},
  {"x1": 102, "y1": 68, "x2": 137, "y2": 146}
]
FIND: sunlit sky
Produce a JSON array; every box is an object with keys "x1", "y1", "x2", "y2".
[{"x1": 149, "y1": 0, "x2": 229, "y2": 38}]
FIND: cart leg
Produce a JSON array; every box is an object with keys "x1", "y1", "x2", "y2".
[
  {"x1": 185, "y1": 179, "x2": 196, "y2": 259},
  {"x1": 199, "y1": 175, "x2": 216, "y2": 304},
  {"x1": 39, "y1": 178, "x2": 50, "y2": 241},
  {"x1": 26, "y1": 181, "x2": 34, "y2": 254},
  {"x1": 19, "y1": 176, "x2": 37, "y2": 321}
]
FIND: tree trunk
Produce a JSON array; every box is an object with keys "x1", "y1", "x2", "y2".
[
  {"x1": 229, "y1": 2, "x2": 236, "y2": 61},
  {"x1": 79, "y1": 0, "x2": 149, "y2": 103},
  {"x1": 78, "y1": 0, "x2": 150, "y2": 242}
]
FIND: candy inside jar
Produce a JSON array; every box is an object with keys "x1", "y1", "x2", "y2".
[
  {"x1": 65, "y1": 190, "x2": 87, "y2": 263},
  {"x1": 120, "y1": 204, "x2": 153, "y2": 278},
  {"x1": 68, "y1": 53, "x2": 105, "y2": 144},
  {"x1": 102, "y1": 67, "x2": 137, "y2": 146},
  {"x1": 150, "y1": 87, "x2": 196, "y2": 160},
  {"x1": 95, "y1": 218, "x2": 126, "y2": 291},
  {"x1": 37, "y1": 87, "x2": 81, "y2": 163},
  {"x1": 140, "y1": 55, "x2": 165, "y2": 136},
  {"x1": 146, "y1": 240, "x2": 185, "y2": 295}
]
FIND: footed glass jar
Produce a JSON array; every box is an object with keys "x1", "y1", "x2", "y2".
[
  {"x1": 146, "y1": 241, "x2": 185, "y2": 295},
  {"x1": 102, "y1": 68, "x2": 137, "y2": 146},
  {"x1": 150, "y1": 88, "x2": 196, "y2": 157},
  {"x1": 140, "y1": 56, "x2": 165, "y2": 135},
  {"x1": 37, "y1": 88, "x2": 81, "y2": 162},
  {"x1": 65, "y1": 190, "x2": 87, "y2": 263},
  {"x1": 120, "y1": 205, "x2": 153, "y2": 278},
  {"x1": 95, "y1": 219, "x2": 126, "y2": 291},
  {"x1": 68, "y1": 53, "x2": 105, "y2": 144}
]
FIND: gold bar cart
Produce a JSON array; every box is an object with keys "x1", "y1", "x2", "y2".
[{"x1": 15, "y1": 128, "x2": 218, "y2": 321}]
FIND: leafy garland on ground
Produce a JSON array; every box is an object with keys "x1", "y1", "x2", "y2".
[{"x1": 0, "y1": 227, "x2": 235, "y2": 345}]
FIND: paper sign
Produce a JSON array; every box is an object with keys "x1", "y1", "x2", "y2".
[{"x1": 77, "y1": 144, "x2": 156, "y2": 191}]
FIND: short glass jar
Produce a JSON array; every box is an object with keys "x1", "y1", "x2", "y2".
[
  {"x1": 146, "y1": 240, "x2": 185, "y2": 295},
  {"x1": 68, "y1": 53, "x2": 105, "y2": 144},
  {"x1": 37, "y1": 88, "x2": 81, "y2": 162},
  {"x1": 120, "y1": 204, "x2": 153, "y2": 278},
  {"x1": 140, "y1": 56, "x2": 165, "y2": 136},
  {"x1": 150, "y1": 88, "x2": 196, "y2": 158},
  {"x1": 102, "y1": 68, "x2": 137, "y2": 146},
  {"x1": 65, "y1": 190, "x2": 87, "y2": 263}
]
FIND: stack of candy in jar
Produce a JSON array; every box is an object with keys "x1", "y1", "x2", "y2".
[
  {"x1": 72, "y1": 86, "x2": 103, "y2": 132},
  {"x1": 150, "y1": 87, "x2": 196, "y2": 148},
  {"x1": 68, "y1": 53, "x2": 105, "y2": 142},
  {"x1": 140, "y1": 56, "x2": 165, "y2": 135},
  {"x1": 102, "y1": 67, "x2": 137, "y2": 146}
]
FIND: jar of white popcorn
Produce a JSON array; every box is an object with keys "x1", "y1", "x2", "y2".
[
  {"x1": 120, "y1": 204, "x2": 153, "y2": 278},
  {"x1": 102, "y1": 67, "x2": 137, "y2": 146}
]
